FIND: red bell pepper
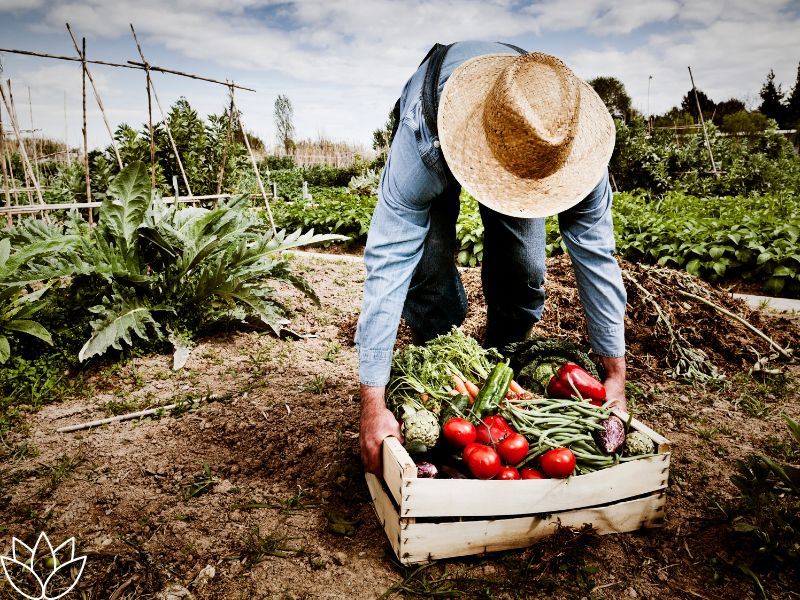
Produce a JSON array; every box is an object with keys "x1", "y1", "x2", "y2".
[{"x1": 547, "y1": 362, "x2": 606, "y2": 405}]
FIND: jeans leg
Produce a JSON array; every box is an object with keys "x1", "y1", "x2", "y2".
[
  {"x1": 401, "y1": 184, "x2": 467, "y2": 342},
  {"x1": 479, "y1": 203, "x2": 546, "y2": 350}
]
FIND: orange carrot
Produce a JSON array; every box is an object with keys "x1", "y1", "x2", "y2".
[
  {"x1": 452, "y1": 375, "x2": 468, "y2": 396},
  {"x1": 463, "y1": 379, "x2": 481, "y2": 402},
  {"x1": 509, "y1": 379, "x2": 526, "y2": 395}
]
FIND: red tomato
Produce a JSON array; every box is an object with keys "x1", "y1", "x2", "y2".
[
  {"x1": 496, "y1": 466, "x2": 520, "y2": 480},
  {"x1": 539, "y1": 448, "x2": 576, "y2": 478},
  {"x1": 520, "y1": 467, "x2": 546, "y2": 480},
  {"x1": 442, "y1": 418, "x2": 477, "y2": 449},
  {"x1": 497, "y1": 433, "x2": 529, "y2": 466},
  {"x1": 462, "y1": 442, "x2": 484, "y2": 461},
  {"x1": 475, "y1": 416, "x2": 512, "y2": 446},
  {"x1": 464, "y1": 445, "x2": 501, "y2": 480}
]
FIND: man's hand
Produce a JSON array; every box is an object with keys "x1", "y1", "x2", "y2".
[
  {"x1": 360, "y1": 385, "x2": 404, "y2": 475},
  {"x1": 600, "y1": 355, "x2": 627, "y2": 412}
]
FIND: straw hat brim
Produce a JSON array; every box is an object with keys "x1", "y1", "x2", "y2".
[{"x1": 438, "y1": 53, "x2": 616, "y2": 218}]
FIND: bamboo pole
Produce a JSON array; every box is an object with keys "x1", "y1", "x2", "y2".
[
  {"x1": 6, "y1": 82, "x2": 33, "y2": 206},
  {"x1": 27, "y1": 87, "x2": 41, "y2": 183},
  {"x1": 66, "y1": 23, "x2": 123, "y2": 170},
  {"x1": 0, "y1": 80, "x2": 44, "y2": 208},
  {"x1": 127, "y1": 27, "x2": 156, "y2": 188},
  {"x1": 231, "y1": 85, "x2": 276, "y2": 233},
  {"x1": 81, "y1": 38, "x2": 92, "y2": 224},
  {"x1": 0, "y1": 47, "x2": 255, "y2": 91},
  {"x1": 0, "y1": 104, "x2": 12, "y2": 226},
  {"x1": 688, "y1": 66, "x2": 719, "y2": 178},
  {"x1": 129, "y1": 24, "x2": 192, "y2": 197}
]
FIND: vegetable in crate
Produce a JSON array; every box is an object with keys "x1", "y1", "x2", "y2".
[
  {"x1": 540, "y1": 447, "x2": 577, "y2": 478},
  {"x1": 536, "y1": 361, "x2": 606, "y2": 405},
  {"x1": 464, "y1": 444, "x2": 502, "y2": 480},
  {"x1": 505, "y1": 337, "x2": 604, "y2": 395},
  {"x1": 442, "y1": 417, "x2": 477, "y2": 448},
  {"x1": 623, "y1": 432, "x2": 655, "y2": 456},
  {"x1": 402, "y1": 408, "x2": 440, "y2": 454},
  {"x1": 595, "y1": 415, "x2": 626, "y2": 454},
  {"x1": 416, "y1": 462, "x2": 439, "y2": 478}
]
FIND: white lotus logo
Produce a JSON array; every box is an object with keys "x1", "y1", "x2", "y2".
[{"x1": 1, "y1": 532, "x2": 86, "y2": 599}]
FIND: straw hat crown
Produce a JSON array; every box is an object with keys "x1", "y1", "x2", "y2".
[
  {"x1": 483, "y1": 53, "x2": 580, "y2": 180},
  {"x1": 438, "y1": 50, "x2": 615, "y2": 218}
]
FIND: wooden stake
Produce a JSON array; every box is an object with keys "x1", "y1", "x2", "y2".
[
  {"x1": 27, "y1": 86, "x2": 41, "y2": 184},
  {"x1": 128, "y1": 26, "x2": 156, "y2": 188},
  {"x1": 688, "y1": 66, "x2": 719, "y2": 177},
  {"x1": 129, "y1": 25, "x2": 192, "y2": 197},
  {"x1": 82, "y1": 38, "x2": 92, "y2": 224},
  {"x1": 6, "y1": 81, "x2": 33, "y2": 206},
  {"x1": 0, "y1": 46, "x2": 256, "y2": 92},
  {"x1": 231, "y1": 86, "x2": 276, "y2": 233},
  {"x1": 66, "y1": 23, "x2": 123, "y2": 169},
  {"x1": 0, "y1": 80, "x2": 45, "y2": 209},
  {"x1": 0, "y1": 104, "x2": 12, "y2": 226}
]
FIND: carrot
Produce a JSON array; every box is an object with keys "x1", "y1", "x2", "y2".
[
  {"x1": 452, "y1": 375, "x2": 468, "y2": 397},
  {"x1": 463, "y1": 379, "x2": 481, "y2": 402},
  {"x1": 509, "y1": 379, "x2": 526, "y2": 395}
]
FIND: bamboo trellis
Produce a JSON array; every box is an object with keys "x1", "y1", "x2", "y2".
[{"x1": 0, "y1": 24, "x2": 280, "y2": 225}]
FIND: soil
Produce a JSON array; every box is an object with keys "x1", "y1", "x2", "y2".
[{"x1": 1, "y1": 253, "x2": 799, "y2": 600}]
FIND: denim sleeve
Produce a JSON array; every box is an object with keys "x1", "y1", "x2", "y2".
[
  {"x1": 558, "y1": 170, "x2": 627, "y2": 357},
  {"x1": 355, "y1": 95, "x2": 447, "y2": 386}
]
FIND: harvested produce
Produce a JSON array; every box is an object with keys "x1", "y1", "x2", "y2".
[
  {"x1": 624, "y1": 431, "x2": 656, "y2": 456},
  {"x1": 520, "y1": 467, "x2": 545, "y2": 480},
  {"x1": 402, "y1": 408, "x2": 440, "y2": 454},
  {"x1": 471, "y1": 361, "x2": 514, "y2": 419},
  {"x1": 387, "y1": 328, "x2": 502, "y2": 417},
  {"x1": 595, "y1": 415, "x2": 626, "y2": 453},
  {"x1": 497, "y1": 466, "x2": 521, "y2": 480},
  {"x1": 442, "y1": 417, "x2": 477, "y2": 449},
  {"x1": 501, "y1": 396, "x2": 620, "y2": 474},
  {"x1": 440, "y1": 393, "x2": 471, "y2": 424},
  {"x1": 416, "y1": 462, "x2": 439, "y2": 478},
  {"x1": 475, "y1": 415, "x2": 512, "y2": 445},
  {"x1": 540, "y1": 447, "x2": 577, "y2": 478},
  {"x1": 497, "y1": 433, "x2": 529, "y2": 466},
  {"x1": 463, "y1": 444, "x2": 502, "y2": 480},
  {"x1": 505, "y1": 336, "x2": 603, "y2": 394},
  {"x1": 542, "y1": 362, "x2": 607, "y2": 405}
]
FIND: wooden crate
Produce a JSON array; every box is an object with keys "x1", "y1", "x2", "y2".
[{"x1": 366, "y1": 409, "x2": 670, "y2": 564}]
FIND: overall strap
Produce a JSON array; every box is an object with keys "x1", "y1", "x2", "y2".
[{"x1": 420, "y1": 43, "x2": 454, "y2": 140}]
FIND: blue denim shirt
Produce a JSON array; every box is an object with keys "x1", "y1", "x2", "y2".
[{"x1": 356, "y1": 41, "x2": 627, "y2": 387}]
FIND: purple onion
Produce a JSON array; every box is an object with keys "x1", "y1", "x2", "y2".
[
  {"x1": 416, "y1": 462, "x2": 439, "y2": 478},
  {"x1": 595, "y1": 415, "x2": 626, "y2": 454}
]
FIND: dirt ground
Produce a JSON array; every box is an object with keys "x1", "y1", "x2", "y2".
[{"x1": 1, "y1": 252, "x2": 799, "y2": 599}]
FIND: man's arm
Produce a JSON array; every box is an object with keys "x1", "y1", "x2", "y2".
[
  {"x1": 360, "y1": 385, "x2": 404, "y2": 474},
  {"x1": 558, "y1": 170, "x2": 628, "y2": 410},
  {"x1": 356, "y1": 94, "x2": 447, "y2": 473}
]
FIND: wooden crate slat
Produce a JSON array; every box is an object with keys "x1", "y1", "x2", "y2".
[
  {"x1": 400, "y1": 453, "x2": 669, "y2": 517},
  {"x1": 382, "y1": 436, "x2": 416, "y2": 507},
  {"x1": 399, "y1": 492, "x2": 666, "y2": 564},
  {"x1": 365, "y1": 472, "x2": 403, "y2": 559}
]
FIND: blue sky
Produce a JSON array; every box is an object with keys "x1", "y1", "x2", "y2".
[{"x1": 0, "y1": 0, "x2": 798, "y2": 153}]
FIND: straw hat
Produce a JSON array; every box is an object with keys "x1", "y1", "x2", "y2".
[{"x1": 438, "y1": 52, "x2": 615, "y2": 218}]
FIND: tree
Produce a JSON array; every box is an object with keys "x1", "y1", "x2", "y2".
[
  {"x1": 712, "y1": 98, "x2": 746, "y2": 126},
  {"x1": 588, "y1": 76, "x2": 632, "y2": 121},
  {"x1": 681, "y1": 88, "x2": 716, "y2": 122},
  {"x1": 652, "y1": 106, "x2": 694, "y2": 129},
  {"x1": 759, "y1": 69, "x2": 786, "y2": 127},
  {"x1": 785, "y1": 62, "x2": 800, "y2": 129},
  {"x1": 274, "y1": 94, "x2": 296, "y2": 154},
  {"x1": 720, "y1": 110, "x2": 770, "y2": 135}
]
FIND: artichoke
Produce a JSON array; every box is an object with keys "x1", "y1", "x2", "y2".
[
  {"x1": 403, "y1": 408, "x2": 440, "y2": 454},
  {"x1": 623, "y1": 431, "x2": 656, "y2": 456}
]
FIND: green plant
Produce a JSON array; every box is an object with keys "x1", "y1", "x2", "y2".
[
  {"x1": 271, "y1": 187, "x2": 375, "y2": 243},
  {"x1": 728, "y1": 416, "x2": 800, "y2": 593},
  {"x1": 183, "y1": 464, "x2": 217, "y2": 499}
]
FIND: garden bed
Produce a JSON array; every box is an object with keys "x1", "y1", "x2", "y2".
[{"x1": 0, "y1": 253, "x2": 798, "y2": 599}]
